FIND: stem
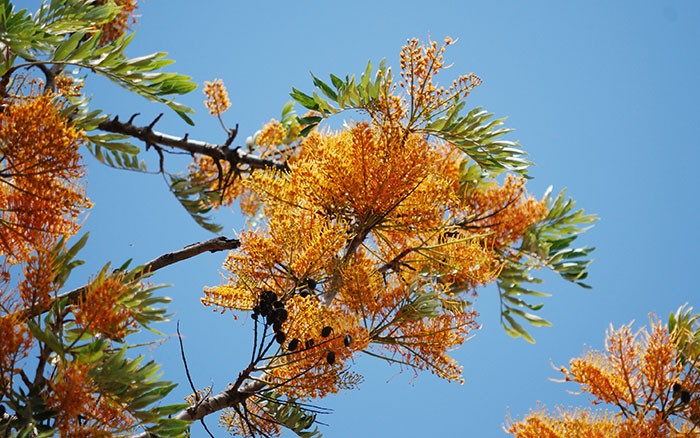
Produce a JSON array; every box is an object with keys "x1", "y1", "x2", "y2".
[
  {"x1": 97, "y1": 117, "x2": 288, "y2": 172},
  {"x1": 21, "y1": 236, "x2": 240, "y2": 320}
]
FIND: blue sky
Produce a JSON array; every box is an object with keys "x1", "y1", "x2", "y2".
[{"x1": 61, "y1": 1, "x2": 700, "y2": 436}]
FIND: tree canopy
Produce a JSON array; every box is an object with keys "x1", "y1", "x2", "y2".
[{"x1": 0, "y1": 1, "x2": 696, "y2": 437}]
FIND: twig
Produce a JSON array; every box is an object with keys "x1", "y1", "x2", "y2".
[
  {"x1": 98, "y1": 116, "x2": 288, "y2": 172},
  {"x1": 177, "y1": 321, "x2": 215, "y2": 438},
  {"x1": 177, "y1": 322, "x2": 198, "y2": 400},
  {"x1": 21, "y1": 236, "x2": 240, "y2": 319}
]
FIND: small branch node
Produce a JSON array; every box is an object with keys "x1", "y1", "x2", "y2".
[
  {"x1": 148, "y1": 112, "x2": 164, "y2": 130},
  {"x1": 127, "y1": 113, "x2": 140, "y2": 124}
]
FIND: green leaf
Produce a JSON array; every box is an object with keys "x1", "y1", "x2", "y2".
[
  {"x1": 291, "y1": 87, "x2": 321, "y2": 111},
  {"x1": 27, "y1": 320, "x2": 64, "y2": 355},
  {"x1": 503, "y1": 312, "x2": 535, "y2": 343},
  {"x1": 423, "y1": 107, "x2": 531, "y2": 175},
  {"x1": 53, "y1": 29, "x2": 86, "y2": 61},
  {"x1": 311, "y1": 73, "x2": 338, "y2": 101},
  {"x1": 64, "y1": 30, "x2": 101, "y2": 62},
  {"x1": 169, "y1": 174, "x2": 223, "y2": 233},
  {"x1": 259, "y1": 391, "x2": 323, "y2": 437}
]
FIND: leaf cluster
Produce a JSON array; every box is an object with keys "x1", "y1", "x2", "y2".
[
  {"x1": 256, "y1": 391, "x2": 322, "y2": 438},
  {"x1": 169, "y1": 173, "x2": 224, "y2": 233},
  {"x1": 498, "y1": 188, "x2": 597, "y2": 342},
  {"x1": 1, "y1": 0, "x2": 196, "y2": 172}
]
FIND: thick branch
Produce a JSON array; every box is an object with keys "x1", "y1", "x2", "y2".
[
  {"x1": 97, "y1": 116, "x2": 288, "y2": 171},
  {"x1": 132, "y1": 374, "x2": 266, "y2": 438},
  {"x1": 22, "y1": 236, "x2": 240, "y2": 320}
]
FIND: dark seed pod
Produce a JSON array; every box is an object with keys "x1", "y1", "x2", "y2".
[
  {"x1": 305, "y1": 339, "x2": 315, "y2": 349},
  {"x1": 275, "y1": 331, "x2": 286, "y2": 344},
  {"x1": 673, "y1": 383, "x2": 682, "y2": 393},
  {"x1": 307, "y1": 278, "x2": 317, "y2": 290},
  {"x1": 343, "y1": 334, "x2": 353, "y2": 347},
  {"x1": 251, "y1": 312, "x2": 258, "y2": 321},
  {"x1": 299, "y1": 290, "x2": 310, "y2": 298},
  {"x1": 259, "y1": 301, "x2": 272, "y2": 318},
  {"x1": 326, "y1": 351, "x2": 336, "y2": 365},
  {"x1": 272, "y1": 308, "x2": 288, "y2": 324},
  {"x1": 272, "y1": 300, "x2": 284, "y2": 310},
  {"x1": 273, "y1": 321, "x2": 284, "y2": 333},
  {"x1": 288, "y1": 338, "x2": 300, "y2": 351},
  {"x1": 681, "y1": 390, "x2": 691, "y2": 403},
  {"x1": 261, "y1": 290, "x2": 277, "y2": 303},
  {"x1": 321, "y1": 326, "x2": 333, "y2": 337}
]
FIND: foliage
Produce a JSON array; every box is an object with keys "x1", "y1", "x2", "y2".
[
  {"x1": 506, "y1": 305, "x2": 700, "y2": 437},
  {"x1": 0, "y1": 1, "x2": 598, "y2": 437}
]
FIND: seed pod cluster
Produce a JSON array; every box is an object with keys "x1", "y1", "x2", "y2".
[
  {"x1": 283, "y1": 321, "x2": 356, "y2": 367},
  {"x1": 251, "y1": 290, "x2": 288, "y2": 344},
  {"x1": 673, "y1": 383, "x2": 692, "y2": 404},
  {"x1": 297, "y1": 278, "x2": 317, "y2": 298}
]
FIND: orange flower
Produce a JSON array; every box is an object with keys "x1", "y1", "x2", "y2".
[
  {"x1": 287, "y1": 123, "x2": 449, "y2": 232},
  {"x1": 461, "y1": 175, "x2": 547, "y2": 248},
  {"x1": 398, "y1": 37, "x2": 481, "y2": 127},
  {"x1": 506, "y1": 407, "x2": 620, "y2": 438},
  {"x1": 220, "y1": 397, "x2": 282, "y2": 437},
  {"x1": 95, "y1": 0, "x2": 138, "y2": 44},
  {"x1": 74, "y1": 272, "x2": 136, "y2": 340},
  {"x1": 17, "y1": 235, "x2": 56, "y2": 310},
  {"x1": 256, "y1": 119, "x2": 287, "y2": 147},
  {"x1": 0, "y1": 90, "x2": 90, "y2": 260},
  {"x1": 0, "y1": 312, "x2": 32, "y2": 391},
  {"x1": 45, "y1": 361, "x2": 135, "y2": 436},
  {"x1": 508, "y1": 317, "x2": 698, "y2": 436}
]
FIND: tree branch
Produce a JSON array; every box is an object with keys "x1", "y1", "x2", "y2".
[
  {"x1": 98, "y1": 116, "x2": 288, "y2": 172},
  {"x1": 22, "y1": 236, "x2": 240, "y2": 320},
  {"x1": 132, "y1": 374, "x2": 266, "y2": 438}
]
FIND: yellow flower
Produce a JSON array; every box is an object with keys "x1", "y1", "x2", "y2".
[{"x1": 203, "y1": 79, "x2": 231, "y2": 116}]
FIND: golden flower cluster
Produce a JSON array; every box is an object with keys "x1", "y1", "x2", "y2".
[
  {"x1": 255, "y1": 119, "x2": 287, "y2": 147},
  {"x1": 17, "y1": 239, "x2": 56, "y2": 310},
  {"x1": 463, "y1": 175, "x2": 547, "y2": 249},
  {"x1": 54, "y1": 74, "x2": 84, "y2": 97},
  {"x1": 95, "y1": 0, "x2": 138, "y2": 44},
  {"x1": 74, "y1": 272, "x2": 136, "y2": 340},
  {"x1": 266, "y1": 295, "x2": 368, "y2": 399},
  {"x1": 203, "y1": 79, "x2": 231, "y2": 116},
  {"x1": 0, "y1": 312, "x2": 31, "y2": 392},
  {"x1": 185, "y1": 154, "x2": 246, "y2": 208},
  {"x1": 506, "y1": 407, "x2": 620, "y2": 438},
  {"x1": 45, "y1": 361, "x2": 135, "y2": 437},
  {"x1": 399, "y1": 37, "x2": 481, "y2": 126},
  {"x1": 286, "y1": 123, "x2": 450, "y2": 230},
  {"x1": 0, "y1": 89, "x2": 91, "y2": 260},
  {"x1": 507, "y1": 318, "x2": 699, "y2": 437},
  {"x1": 204, "y1": 40, "x2": 549, "y2": 407}
]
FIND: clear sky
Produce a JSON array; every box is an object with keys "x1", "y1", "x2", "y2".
[{"x1": 61, "y1": 1, "x2": 700, "y2": 436}]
